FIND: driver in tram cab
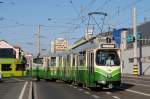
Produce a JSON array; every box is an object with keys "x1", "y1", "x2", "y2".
[
  {"x1": 105, "y1": 55, "x2": 114, "y2": 66},
  {"x1": 0, "y1": 71, "x2": 2, "y2": 81}
]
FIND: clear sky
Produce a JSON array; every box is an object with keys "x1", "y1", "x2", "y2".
[{"x1": 0, "y1": 0, "x2": 150, "y2": 55}]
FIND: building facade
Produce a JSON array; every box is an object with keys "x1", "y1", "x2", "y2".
[{"x1": 120, "y1": 22, "x2": 150, "y2": 75}]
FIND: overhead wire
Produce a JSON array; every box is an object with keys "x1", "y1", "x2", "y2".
[
  {"x1": 0, "y1": 24, "x2": 73, "y2": 29},
  {"x1": 66, "y1": 0, "x2": 113, "y2": 36},
  {"x1": 2, "y1": 0, "x2": 149, "y2": 42},
  {"x1": 95, "y1": 0, "x2": 112, "y2": 11},
  {"x1": 107, "y1": 0, "x2": 143, "y2": 29},
  {"x1": 87, "y1": 0, "x2": 113, "y2": 33},
  {"x1": 66, "y1": 0, "x2": 97, "y2": 35}
]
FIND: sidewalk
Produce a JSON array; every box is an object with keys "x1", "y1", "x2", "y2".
[{"x1": 122, "y1": 73, "x2": 150, "y2": 80}]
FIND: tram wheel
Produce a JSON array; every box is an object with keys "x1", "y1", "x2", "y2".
[{"x1": 77, "y1": 83, "x2": 83, "y2": 87}]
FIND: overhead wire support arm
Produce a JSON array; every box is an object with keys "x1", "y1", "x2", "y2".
[
  {"x1": 88, "y1": 12, "x2": 107, "y2": 16},
  {"x1": 90, "y1": 15, "x2": 102, "y2": 33},
  {"x1": 87, "y1": 11, "x2": 107, "y2": 33}
]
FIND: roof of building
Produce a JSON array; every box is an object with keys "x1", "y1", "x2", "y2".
[
  {"x1": 128, "y1": 21, "x2": 150, "y2": 36},
  {"x1": 138, "y1": 21, "x2": 150, "y2": 36},
  {"x1": 0, "y1": 40, "x2": 23, "y2": 50}
]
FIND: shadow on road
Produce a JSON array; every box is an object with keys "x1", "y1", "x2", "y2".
[
  {"x1": 1, "y1": 77, "x2": 31, "y2": 83},
  {"x1": 105, "y1": 83, "x2": 135, "y2": 92},
  {"x1": 32, "y1": 80, "x2": 135, "y2": 93},
  {"x1": 86, "y1": 82, "x2": 135, "y2": 92}
]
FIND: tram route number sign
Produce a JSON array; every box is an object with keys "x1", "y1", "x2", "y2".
[{"x1": 101, "y1": 44, "x2": 115, "y2": 48}]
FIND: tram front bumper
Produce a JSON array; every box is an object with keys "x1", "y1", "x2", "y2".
[{"x1": 97, "y1": 80, "x2": 121, "y2": 88}]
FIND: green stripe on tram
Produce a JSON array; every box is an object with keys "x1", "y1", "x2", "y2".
[
  {"x1": 95, "y1": 68, "x2": 107, "y2": 77},
  {"x1": 111, "y1": 68, "x2": 120, "y2": 77},
  {"x1": 95, "y1": 67, "x2": 121, "y2": 77}
]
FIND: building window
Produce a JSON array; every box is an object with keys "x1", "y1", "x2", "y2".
[
  {"x1": 2, "y1": 64, "x2": 12, "y2": 71},
  {"x1": 129, "y1": 58, "x2": 134, "y2": 63},
  {"x1": 141, "y1": 35, "x2": 150, "y2": 46},
  {"x1": 16, "y1": 64, "x2": 25, "y2": 71}
]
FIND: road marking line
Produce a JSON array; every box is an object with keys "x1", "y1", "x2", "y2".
[
  {"x1": 124, "y1": 82, "x2": 150, "y2": 88},
  {"x1": 112, "y1": 96, "x2": 120, "y2": 99},
  {"x1": 84, "y1": 91, "x2": 90, "y2": 94},
  {"x1": 19, "y1": 81, "x2": 28, "y2": 99},
  {"x1": 106, "y1": 92, "x2": 111, "y2": 95},
  {"x1": 28, "y1": 82, "x2": 32, "y2": 99},
  {"x1": 92, "y1": 94, "x2": 100, "y2": 98},
  {"x1": 126, "y1": 89, "x2": 150, "y2": 97},
  {"x1": 33, "y1": 82, "x2": 38, "y2": 99}
]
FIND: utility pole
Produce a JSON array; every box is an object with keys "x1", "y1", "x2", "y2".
[
  {"x1": 37, "y1": 25, "x2": 41, "y2": 58},
  {"x1": 132, "y1": 7, "x2": 138, "y2": 76}
]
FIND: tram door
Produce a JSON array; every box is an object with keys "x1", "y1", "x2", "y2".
[
  {"x1": 45, "y1": 57, "x2": 49, "y2": 79},
  {"x1": 87, "y1": 50, "x2": 94, "y2": 86}
]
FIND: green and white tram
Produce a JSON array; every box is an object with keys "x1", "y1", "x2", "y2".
[
  {"x1": 89, "y1": 46, "x2": 121, "y2": 88},
  {"x1": 31, "y1": 36, "x2": 121, "y2": 89},
  {"x1": 66, "y1": 37, "x2": 121, "y2": 89},
  {"x1": 32, "y1": 57, "x2": 44, "y2": 81}
]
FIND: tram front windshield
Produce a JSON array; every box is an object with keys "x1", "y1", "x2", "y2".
[{"x1": 96, "y1": 50, "x2": 120, "y2": 66}]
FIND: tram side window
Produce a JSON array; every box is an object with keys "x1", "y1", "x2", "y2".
[
  {"x1": 63, "y1": 58, "x2": 67, "y2": 67},
  {"x1": 51, "y1": 57, "x2": 56, "y2": 66},
  {"x1": 79, "y1": 51, "x2": 86, "y2": 66},
  {"x1": 33, "y1": 58, "x2": 43, "y2": 64},
  {"x1": 16, "y1": 64, "x2": 25, "y2": 71},
  {"x1": 59, "y1": 57, "x2": 62, "y2": 67},
  {"x1": 67, "y1": 55, "x2": 71, "y2": 66},
  {"x1": 2, "y1": 64, "x2": 12, "y2": 71},
  {"x1": 72, "y1": 54, "x2": 75, "y2": 66}
]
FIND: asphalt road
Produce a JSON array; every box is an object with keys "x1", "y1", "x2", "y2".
[
  {"x1": 1, "y1": 76, "x2": 150, "y2": 99},
  {"x1": 0, "y1": 77, "x2": 32, "y2": 99},
  {"x1": 33, "y1": 76, "x2": 150, "y2": 99}
]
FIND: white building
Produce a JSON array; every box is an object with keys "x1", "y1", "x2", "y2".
[{"x1": 120, "y1": 22, "x2": 150, "y2": 75}]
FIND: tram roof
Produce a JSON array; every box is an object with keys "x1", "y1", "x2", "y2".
[
  {"x1": 69, "y1": 36, "x2": 96, "y2": 50},
  {"x1": 69, "y1": 32, "x2": 112, "y2": 50}
]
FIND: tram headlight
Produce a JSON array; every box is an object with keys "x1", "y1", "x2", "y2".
[{"x1": 98, "y1": 80, "x2": 106, "y2": 84}]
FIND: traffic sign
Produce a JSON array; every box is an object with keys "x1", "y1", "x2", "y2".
[
  {"x1": 127, "y1": 34, "x2": 135, "y2": 43},
  {"x1": 127, "y1": 32, "x2": 141, "y2": 43}
]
